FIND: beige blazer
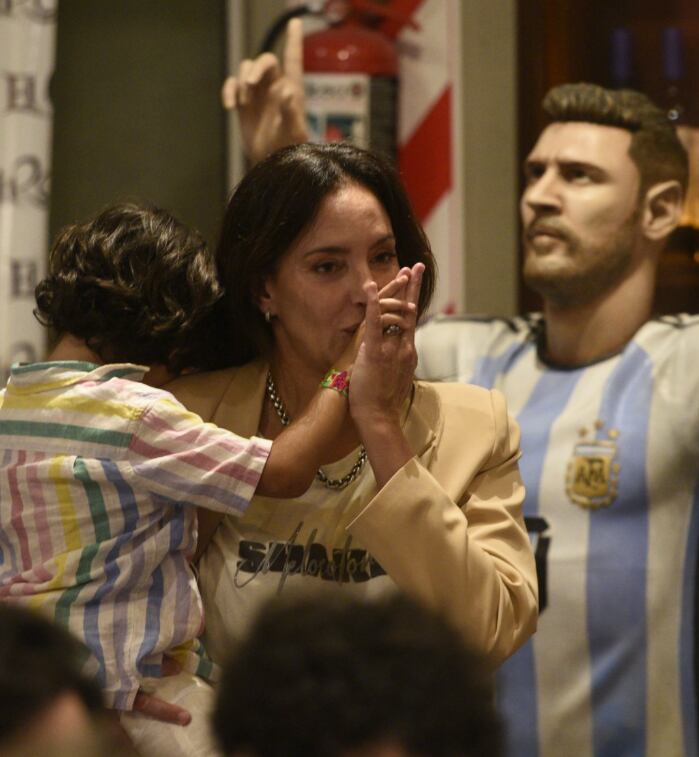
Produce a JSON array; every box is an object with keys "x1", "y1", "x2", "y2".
[{"x1": 166, "y1": 360, "x2": 538, "y2": 666}]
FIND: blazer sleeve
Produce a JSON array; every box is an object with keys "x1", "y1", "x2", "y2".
[{"x1": 347, "y1": 385, "x2": 538, "y2": 668}]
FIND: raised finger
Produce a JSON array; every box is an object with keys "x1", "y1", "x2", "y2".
[
  {"x1": 236, "y1": 58, "x2": 254, "y2": 105},
  {"x1": 405, "y1": 262, "x2": 425, "y2": 309},
  {"x1": 363, "y1": 281, "x2": 383, "y2": 348},
  {"x1": 379, "y1": 266, "x2": 412, "y2": 299},
  {"x1": 247, "y1": 52, "x2": 281, "y2": 86},
  {"x1": 221, "y1": 76, "x2": 238, "y2": 109},
  {"x1": 283, "y1": 18, "x2": 304, "y2": 87},
  {"x1": 378, "y1": 270, "x2": 410, "y2": 299},
  {"x1": 378, "y1": 296, "x2": 416, "y2": 315}
]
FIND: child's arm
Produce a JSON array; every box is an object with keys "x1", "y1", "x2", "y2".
[
  {"x1": 256, "y1": 269, "x2": 415, "y2": 498},
  {"x1": 256, "y1": 372, "x2": 349, "y2": 498}
]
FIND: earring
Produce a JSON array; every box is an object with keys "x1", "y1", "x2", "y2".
[{"x1": 264, "y1": 311, "x2": 272, "y2": 323}]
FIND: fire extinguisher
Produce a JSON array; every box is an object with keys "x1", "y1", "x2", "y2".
[{"x1": 260, "y1": 1, "x2": 418, "y2": 161}]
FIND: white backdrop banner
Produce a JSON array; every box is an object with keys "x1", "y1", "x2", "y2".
[{"x1": 0, "y1": 0, "x2": 57, "y2": 383}]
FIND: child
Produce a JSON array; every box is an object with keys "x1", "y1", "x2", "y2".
[{"x1": 0, "y1": 203, "x2": 410, "y2": 756}]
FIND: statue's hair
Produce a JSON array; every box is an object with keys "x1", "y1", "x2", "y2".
[{"x1": 543, "y1": 83, "x2": 688, "y2": 195}]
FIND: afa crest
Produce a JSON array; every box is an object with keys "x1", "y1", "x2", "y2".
[{"x1": 566, "y1": 420, "x2": 620, "y2": 509}]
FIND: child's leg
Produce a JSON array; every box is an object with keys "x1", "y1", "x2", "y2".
[{"x1": 119, "y1": 672, "x2": 220, "y2": 757}]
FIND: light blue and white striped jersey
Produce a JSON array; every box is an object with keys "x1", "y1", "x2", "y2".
[{"x1": 416, "y1": 314, "x2": 699, "y2": 757}]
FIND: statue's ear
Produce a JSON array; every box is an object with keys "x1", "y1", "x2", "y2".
[{"x1": 641, "y1": 180, "x2": 683, "y2": 241}]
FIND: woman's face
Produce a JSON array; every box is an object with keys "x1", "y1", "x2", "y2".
[{"x1": 261, "y1": 182, "x2": 400, "y2": 376}]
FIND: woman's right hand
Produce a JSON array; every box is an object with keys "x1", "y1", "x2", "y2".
[
  {"x1": 348, "y1": 263, "x2": 424, "y2": 488},
  {"x1": 334, "y1": 266, "x2": 414, "y2": 373},
  {"x1": 350, "y1": 263, "x2": 423, "y2": 424}
]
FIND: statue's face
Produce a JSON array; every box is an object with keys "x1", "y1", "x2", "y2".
[{"x1": 520, "y1": 121, "x2": 642, "y2": 307}]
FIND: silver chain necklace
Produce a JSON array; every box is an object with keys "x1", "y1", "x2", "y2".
[{"x1": 265, "y1": 371, "x2": 367, "y2": 490}]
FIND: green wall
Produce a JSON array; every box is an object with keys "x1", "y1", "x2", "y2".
[{"x1": 50, "y1": 1, "x2": 227, "y2": 248}]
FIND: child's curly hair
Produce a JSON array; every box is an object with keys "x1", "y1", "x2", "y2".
[{"x1": 35, "y1": 203, "x2": 222, "y2": 374}]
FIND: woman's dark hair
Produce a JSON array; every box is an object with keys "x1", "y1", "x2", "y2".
[
  {"x1": 208, "y1": 142, "x2": 437, "y2": 368},
  {"x1": 34, "y1": 202, "x2": 222, "y2": 374}
]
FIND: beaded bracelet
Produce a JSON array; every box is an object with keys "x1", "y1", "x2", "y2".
[{"x1": 320, "y1": 368, "x2": 350, "y2": 398}]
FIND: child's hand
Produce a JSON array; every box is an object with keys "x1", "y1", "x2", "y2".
[
  {"x1": 131, "y1": 656, "x2": 190, "y2": 726},
  {"x1": 132, "y1": 690, "x2": 191, "y2": 726}
]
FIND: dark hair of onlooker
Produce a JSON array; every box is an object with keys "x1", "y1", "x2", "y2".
[
  {"x1": 543, "y1": 83, "x2": 688, "y2": 197},
  {"x1": 0, "y1": 603, "x2": 103, "y2": 745},
  {"x1": 212, "y1": 593, "x2": 502, "y2": 757},
  {"x1": 207, "y1": 142, "x2": 437, "y2": 368},
  {"x1": 34, "y1": 202, "x2": 222, "y2": 374}
]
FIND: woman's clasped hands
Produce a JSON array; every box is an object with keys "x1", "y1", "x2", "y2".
[{"x1": 340, "y1": 262, "x2": 425, "y2": 488}]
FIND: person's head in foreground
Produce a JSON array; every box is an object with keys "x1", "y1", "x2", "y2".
[
  {"x1": 213, "y1": 593, "x2": 502, "y2": 757},
  {"x1": 0, "y1": 603, "x2": 133, "y2": 756},
  {"x1": 207, "y1": 141, "x2": 437, "y2": 369},
  {"x1": 521, "y1": 82, "x2": 687, "y2": 310},
  {"x1": 34, "y1": 201, "x2": 221, "y2": 380}
]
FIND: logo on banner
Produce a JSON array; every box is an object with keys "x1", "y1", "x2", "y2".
[{"x1": 566, "y1": 420, "x2": 620, "y2": 509}]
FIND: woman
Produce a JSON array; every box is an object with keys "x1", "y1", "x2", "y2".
[{"x1": 167, "y1": 142, "x2": 537, "y2": 668}]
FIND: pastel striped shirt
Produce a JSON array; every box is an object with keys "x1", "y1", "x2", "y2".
[{"x1": 0, "y1": 361, "x2": 271, "y2": 710}]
